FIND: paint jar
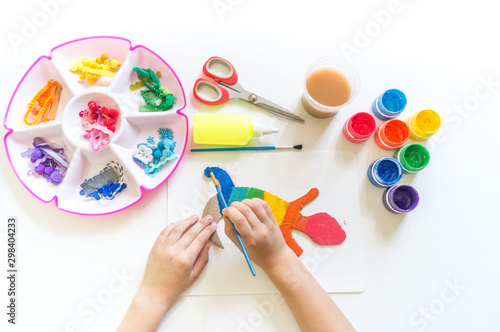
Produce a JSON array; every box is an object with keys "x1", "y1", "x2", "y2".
[
  {"x1": 374, "y1": 119, "x2": 409, "y2": 150},
  {"x1": 343, "y1": 112, "x2": 376, "y2": 143},
  {"x1": 407, "y1": 109, "x2": 441, "y2": 140},
  {"x1": 393, "y1": 143, "x2": 430, "y2": 173},
  {"x1": 367, "y1": 157, "x2": 403, "y2": 188},
  {"x1": 372, "y1": 89, "x2": 407, "y2": 120},
  {"x1": 383, "y1": 184, "x2": 419, "y2": 214},
  {"x1": 302, "y1": 56, "x2": 360, "y2": 119}
]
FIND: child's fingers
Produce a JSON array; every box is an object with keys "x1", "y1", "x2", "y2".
[
  {"x1": 229, "y1": 201, "x2": 261, "y2": 231},
  {"x1": 177, "y1": 215, "x2": 213, "y2": 250},
  {"x1": 164, "y1": 215, "x2": 199, "y2": 246},
  {"x1": 261, "y1": 200, "x2": 277, "y2": 225},
  {"x1": 244, "y1": 198, "x2": 275, "y2": 227},
  {"x1": 222, "y1": 206, "x2": 253, "y2": 237},
  {"x1": 184, "y1": 219, "x2": 217, "y2": 258},
  {"x1": 153, "y1": 221, "x2": 179, "y2": 249},
  {"x1": 191, "y1": 243, "x2": 211, "y2": 280}
]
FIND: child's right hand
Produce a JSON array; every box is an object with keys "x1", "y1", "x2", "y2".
[{"x1": 222, "y1": 198, "x2": 295, "y2": 273}]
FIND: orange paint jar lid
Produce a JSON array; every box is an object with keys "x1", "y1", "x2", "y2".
[{"x1": 375, "y1": 119, "x2": 409, "y2": 150}]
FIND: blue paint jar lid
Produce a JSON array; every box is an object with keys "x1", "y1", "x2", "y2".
[
  {"x1": 372, "y1": 89, "x2": 407, "y2": 121},
  {"x1": 367, "y1": 157, "x2": 403, "y2": 187}
]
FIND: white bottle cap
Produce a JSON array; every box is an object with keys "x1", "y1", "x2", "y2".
[{"x1": 253, "y1": 124, "x2": 279, "y2": 137}]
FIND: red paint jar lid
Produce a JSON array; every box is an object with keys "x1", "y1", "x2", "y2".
[{"x1": 348, "y1": 112, "x2": 376, "y2": 139}]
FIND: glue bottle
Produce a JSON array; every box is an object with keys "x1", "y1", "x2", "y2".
[{"x1": 193, "y1": 113, "x2": 279, "y2": 145}]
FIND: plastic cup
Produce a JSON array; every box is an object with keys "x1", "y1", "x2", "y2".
[
  {"x1": 343, "y1": 112, "x2": 376, "y2": 143},
  {"x1": 367, "y1": 157, "x2": 404, "y2": 188},
  {"x1": 383, "y1": 184, "x2": 419, "y2": 214},
  {"x1": 372, "y1": 89, "x2": 407, "y2": 120},
  {"x1": 393, "y1": 143, "x2": 430, "y2": 173},
  {"x1": 374, "y1": 119, "x2": 410, "y2": 150},
  {"x1": 407, "y1": 109, "x2": 441, "y2": 140},
  {"x1": 302, "y1": 56, "x2": 360, "y2": 119}
]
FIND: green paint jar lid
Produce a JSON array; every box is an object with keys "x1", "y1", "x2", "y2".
[{"x1": 393, "y1": 143, "x2": 430, "y2": 173}]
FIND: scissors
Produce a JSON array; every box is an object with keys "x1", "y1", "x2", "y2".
[{"x1": 193, "y1": 56, "x2": 305, "y2": 123}]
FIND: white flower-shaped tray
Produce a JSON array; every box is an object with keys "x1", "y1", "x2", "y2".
[{"x1": 4, "y1": 36, "x2": 188, "y2": 215}]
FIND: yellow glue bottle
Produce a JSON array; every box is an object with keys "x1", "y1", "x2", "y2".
[{"x1": 193, "y1": 113, "x2": 279, "y2": 145}]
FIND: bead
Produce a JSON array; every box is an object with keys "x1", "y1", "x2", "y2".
[
  {"x1": 31, "y1": 149, "x2": 42, "y2": 159},
  {"x1": 157, "y1": 141, "x2": 165, "y2": 150},
  {"x1": 153, "y1": 149, "x2": 162, "y2": 159},
  {"x1": 35, "y1": 165, "x2": 45, "y2": 173},
  {"x1": 88, "y1": 101, "x2": 97, "y2": 112},
  {"x1": 101, "y1": 53, "x2": 108, "y2": 60},
  {"x1": 100, "y1": 107, "x2": 110, "y2": 117},
  {"x1": 109, "y1": 109, "x2": 119, "y2": 117},
  {"x1": 103, "y1": 118, "x2": 115, "y2": 126},
  {"x1": 79, "y1": 190, "x2": 85, "y2": 196},
  {"x1": 107, "y1": 125, "x2": 116, "y2": 132},
  {"x1": 51, "y1": 172, "x2": 63, "y2": 184},
  {"x1": 110, "y1": 59, "x2": 120, "y2": 69},
  {"x1": 44, "y1": 166, "x2": 54, "y2": 174}
]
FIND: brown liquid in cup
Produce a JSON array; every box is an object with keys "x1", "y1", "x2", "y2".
[{"x1": 306, "y1": 68, "x2": 351, "y2": 107}]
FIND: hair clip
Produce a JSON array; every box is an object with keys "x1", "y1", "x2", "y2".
[{"x1": 79, "y1": 161, "x2": 126, "y2": 200}]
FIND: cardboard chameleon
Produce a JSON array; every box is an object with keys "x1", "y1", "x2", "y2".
[{"x1": 202, "y1": 167, "x2": 346, "y2": 256}]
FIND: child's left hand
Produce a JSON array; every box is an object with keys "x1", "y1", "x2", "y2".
[{"x1": 138, "y1": 215, "x2": 217, "y2": 309}]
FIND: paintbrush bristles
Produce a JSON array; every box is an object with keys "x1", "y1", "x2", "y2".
[{"x1": 208, "y1": 168, "x2": 219, "y2": 186}]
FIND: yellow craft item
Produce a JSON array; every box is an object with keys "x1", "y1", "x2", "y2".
[{"x1": 82, "y1": 66, "x2": 116, "y2": 78}]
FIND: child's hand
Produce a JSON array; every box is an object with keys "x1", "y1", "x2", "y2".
[
  {"x1": 222, "y1": 198, "x2": 294, "y2": 273},
  {"x1": 138, "y1": 215, "x2": 217, "y2": 309}
]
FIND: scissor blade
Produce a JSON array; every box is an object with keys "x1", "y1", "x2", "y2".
[{"x1": 253, "y1": 96, "x2": 305, "y2": 123}]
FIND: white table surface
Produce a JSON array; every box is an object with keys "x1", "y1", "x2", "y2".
[{"x1": 1, "y1": 0, "x2": 500, "y2": 331}]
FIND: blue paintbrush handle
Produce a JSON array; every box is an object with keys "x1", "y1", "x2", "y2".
[
  {"x1": 191, "y1": 146, "x2": 275, "y2": 152},
  {"x1": 215, "y1": 184, "x2": 256, "y2": 276}
]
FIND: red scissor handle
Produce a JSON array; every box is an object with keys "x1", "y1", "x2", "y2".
[
  {"x1": 193, "y1": 78, "x2": 230, "y2": 105},
  {"x1": 202, "y1": 56, "x2": 238, "y2": 85}
]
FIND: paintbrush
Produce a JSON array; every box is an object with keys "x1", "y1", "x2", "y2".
[
  {"x1": 191, "y1": 144, "x2": 302, "y2": 152},
  {"x1": 207, "y1": 167, "x2": 256, "y2": 276}
]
